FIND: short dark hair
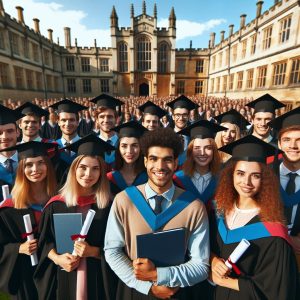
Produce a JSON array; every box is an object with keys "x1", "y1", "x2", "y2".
[{"x1": 140, "y1": 127, "x2": 183, "y2": 159}]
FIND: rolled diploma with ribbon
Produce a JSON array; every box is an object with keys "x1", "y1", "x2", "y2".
[
  {"x1": 23, "y1": 214, "x2": 38, "y2": 266},
  {"x1": 2, "y1": 185, "x2": 10, "y2": 200},
  {"x1": 225, "y1": 239, "x2": 250, "y2": 274},
  {"x1": 72, "y1": 209, "x2": 96, "y2": 256}
]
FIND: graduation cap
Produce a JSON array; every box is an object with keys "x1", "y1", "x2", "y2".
[
  {"x1": 0, "y1": 104, "x2": 24, "y2": 125},
  {"x1": 0, "y1": 141, "x2": 57, "y2": 160},
  {"x1": 215, "y1": 109, "x2": 250, "y2": 130},
  {"x1": 178, "y1": 120, "x2": 227, "y2": 139},
  {"x1": 63, "y1": 134, "x2": 115, "y2": 157},
  {"x1": 49, "y1": 99, "x2": 87, "y2": 114},
  {"x1": 15, "y1": 102, "x2": 49, "y2": 118},
  {"x1": 218, "y1": 135, "x2": 281, "y2": 163},
  {"x1": 138, "y1": 101, "x2": 167, "y2": 119},
  {"x1": 268, "y1": 106, "x2": 300, "y2": 131},
  {"x1": 113, "y1": 121, "x2": 148, "y2": 138},
  {"x1": 166, "y1": 95, "x2": 199, "y2": 111},
  {"x1": 90, "y1": 94, "x2": 124, "y2": 109},
  {"x1": 246, "y1": 94, "x2": 286, "y2": 114}
]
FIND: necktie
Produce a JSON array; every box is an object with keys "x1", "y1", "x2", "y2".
[
  {"x1": 154, "y1": 195, "x2": 164, "y2": 215},
  {"x1": 106, "y1": 140, "x2": 112, "y2": 154},
  {"x1": 65, "y1": 142, "x2": 71, "y2": 155},
  {"x1": 5, "y1": 158, "x2": 14, "y2": 173},
  {"x1": 286, "y1": 173, "x2": 297, "y2": 195}
]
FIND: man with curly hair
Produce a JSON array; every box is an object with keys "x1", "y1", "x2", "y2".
[{"x1": 104, "y1": 127, "x2": 210, "y2": 300}]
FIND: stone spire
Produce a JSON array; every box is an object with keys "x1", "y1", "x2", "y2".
[
  {"x1": 153, "y1": 3, "x2": 157, "y2": 18},
  {"x1": 130, "y1": 3, "x2": 134, "y2": 18},
  {"x1": 169, "y1": 7, "x2": 176, "y2": 28},
  {"x1": 110, "y1": 5, "x2": 118, "y2": 27},
  {"x1": 142, "y1": 0, "x2": 146, "y2": 15}
]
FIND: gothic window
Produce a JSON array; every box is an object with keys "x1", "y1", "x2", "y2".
[
  {"x1": 136, "y1": 36, "x2": 151, "y2": 71},
  {"x1": 158, "y1": 42, "x2": 168, "y2": 73},
  {"x1": 118, "y1": 42, "x2": 128, "y2": 72}
]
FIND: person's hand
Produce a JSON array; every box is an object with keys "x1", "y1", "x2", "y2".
[
  {"x1": 19, "y1": 239, "x2": 37, "y2": 256},
  {"x1": 74, "y1": 240, "x2": 99, "y2": 258},
  {"x1": 133, "y1": 258, "x2": 157, "y2": 281},
  {"x1": 150, "y1": 285, "x2": 179, "y2": 299},
  {"x1": 55, "y1": 253, "x2": 80, "y2": 272},
  {"x1": 211, "y1": 256, "x2": 230, "y2": 277}
]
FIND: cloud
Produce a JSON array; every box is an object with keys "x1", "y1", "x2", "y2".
[
  {"x1": 158, "y1": 18, "x2": 227, "y2": 41},
  {"x1": 3, "y1": 0, "x2": 111, "y2": 47}
]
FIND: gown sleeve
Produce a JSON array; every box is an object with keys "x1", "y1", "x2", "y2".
[
  {"x1": 33, "y1": 204, "x2": 57, "y2": 300},
  {"x1": 237, "y1": 237, "x2": 299, "y2": 300}
]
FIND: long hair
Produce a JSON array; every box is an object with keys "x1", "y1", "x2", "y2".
[
  {"x1": 114, "y1": 138, "x2": 145, "y2": 174},
  {"x1": 215, "y1": 161, "x2": 285, "y2": 224},
  {"x1": 60, "y1": 155, "x2": 110, "y2": 209},
  {"x1": 12, "y1": 156, "x2": 57, "y2": 209},
  {"x1": 183, "y1": 138, "x2": 221, "y2": 177},
  {"x1": 215, "y1": 122, "x2": 241, "y2": 163}
]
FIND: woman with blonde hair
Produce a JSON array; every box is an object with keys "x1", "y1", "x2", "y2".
[
  {"x1": 215, "y1": 109, "x2": 249, "y2": 163},
  {"x1": 0, "y1": 141, "x2": 57, "y2": 300},
  {"x1": 207, "y1": 135, "x2": 299, "y2": 299},
  {"x1": 173, "y1": 120, "x2": 225, "y2": 205},
  {"x1": 34, "y1": 134, "x2": 116, "y2": 300}
]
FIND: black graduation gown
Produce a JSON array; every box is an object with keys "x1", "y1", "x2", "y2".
[
  {"x1": 207, "y1": 214, "x2": 299, "y2": 300},
  {"x1": 78, "y1": 119, "x2": 94, "y2": 137},
  {"x1": 0, "y1": 202, "x2": 39, "y2": 300},
  {"x1": 34, "y1": 199, "x2": 117, "y2": 300},
  {"x1": 40, "y1": 122, "x2": 62, "y2": 141}
]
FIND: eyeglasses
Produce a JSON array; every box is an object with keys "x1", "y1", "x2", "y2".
[{"x1": 174, "y1": 113, "x2": 189, "y2": 119}]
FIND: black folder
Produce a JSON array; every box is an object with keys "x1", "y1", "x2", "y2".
[{"x1": 136, "y1": 228, "x2": 186, "y2": 267}]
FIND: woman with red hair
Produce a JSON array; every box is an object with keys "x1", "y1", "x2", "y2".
[{"x1": 208, "y1": 135, "x2": 299, "y2": 300}]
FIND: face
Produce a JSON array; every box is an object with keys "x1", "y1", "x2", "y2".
[
  {"x1": 221, "y1": 123, "x2": 237, "y2": 145},
  {"x1": 19, "y1": 115, "x2": 41, "y2": 138},
  {"x1": 192, "y1": 138, "x2": 214, "y2": 168},
  {"x1": 0, "y1": 123, "x2": 19, "y2": 150},
  {"x1": 173, "y1": 108, "x2": 189, "y2": 129},
  {"x1": 142, "y1": 114, "x2": 159, "y2": 131},
  {"x1": 144, "y1": 146, "x2": 177, "y2": 190},
  {"x1": 252, "y1": 112, "x2": 273, "y2": 137},
  {"x1": 24, "y1": 156, "x2": 47, "y2": 183},
  {"x1": 76, "y1": 156, "x2": 101, "y2": 189},
  {"x1": 58, "y1": 112, "x2": 79, "y2": 135},
  {"x1": 279, "y1": 130, "x2": 300, "y2": 163},
  {"x1": 98, "y1": 109, "x2": 116, "y2": 133},
  {"x1": 233, "y1": 161, "x2": 262, "y2": 200},
  {"x1": 119, "y1": 137, "x2": 140, "y2": 164}
]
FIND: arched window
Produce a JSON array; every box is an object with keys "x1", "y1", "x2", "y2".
[
  {"x1": 158, "y1": 42, "x2": 168, "y2": 73},
  {"x1": 118, "y1": 42, "x2": 128, "y2": 72},
  {"x1": 136, "y1": 36, "x2": 151, "y2": 71}
]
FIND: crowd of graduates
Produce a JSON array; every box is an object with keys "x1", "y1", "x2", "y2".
[{"x1": 0, "y1": 93, "x2": 299, "y2": 300}]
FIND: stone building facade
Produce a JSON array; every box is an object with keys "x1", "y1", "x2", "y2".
[{"x1": 0, "y1": 0, "x2": 299, "y2": 105}]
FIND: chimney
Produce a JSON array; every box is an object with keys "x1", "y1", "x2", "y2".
[
  {"x1": 64, "y1": 27, "x2": 71, "y2": 48},
  {"x1": 47, "y1": 29, "x2": 53, "y2": 42},
  {"x1": 256, "y1": 1, "x2": 264, "y2": 18},
  {"x1": 33, "y1": 18, "x2": 40, "y2": 34},
  {"x1": 210, "y1": 32, "x2": 216, "y2": 48},
  {"x1": 240, "y1": 14, "x2": 247, "y2": 29},
  {"x1": 15, "y1": 6, "x2": 25, "y2": 24},
  {"x1": 229, "y1": 24, "x2": 234, "y2": 36},
  {"x1": 220, "y1": 30, "x2": 225, "y2": 42}
]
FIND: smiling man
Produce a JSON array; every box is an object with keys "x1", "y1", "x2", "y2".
[
  {"x1": 269, "y1": 107, "x2": 300, "y2": 272},
  {"x1": 246, "y1": 93, "x2": 286, "y2": 147},
  {"x1": 0, "y1": 105, "x2": 23, "y2": 201},
  {"x1": 104, "y1": 127, "x2": 209, "y2": 300}
]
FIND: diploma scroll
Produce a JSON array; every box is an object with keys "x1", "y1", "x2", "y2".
[
  {"x1": 72, "y1": 209, "x2": 96, "y2": 256},
  {"x1": 225, "y1": 238, "x2": 250, "y2": 272},
  {"x1": 2, "y1": 185, "x2": 10, "y2": 200},
  {"x1": 208, "y1": 238, "x2": 250, "y2": 286},
  {"x1": 23, "y1": 214, "x2": 38, "y2": 266}
]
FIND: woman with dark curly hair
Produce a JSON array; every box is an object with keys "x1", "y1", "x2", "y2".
[
  {"x1": 207, "y1": 135, "x2": 299, "y2": 300},
  {"x1": 107, "y1": 121, "x2": 148, "y2": 197}
]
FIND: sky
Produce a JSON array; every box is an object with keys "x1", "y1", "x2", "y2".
[{"x1": 3, "y1": 0, "x2": 275, "y2": 49}]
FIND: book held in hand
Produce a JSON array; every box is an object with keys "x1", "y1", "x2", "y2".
[
  {"x1": 53, "y1": 213, "x2": 82, "y2": 254},
  {"x1": 136, "y1": 227, "x2": 186, "y2": 267}
]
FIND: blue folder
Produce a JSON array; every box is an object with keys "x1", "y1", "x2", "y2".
[
  {"x1": 53, "y1": 213, "x2": 82, "y2": 254},
  {"x1": 136, "y1": 228, "x2": 186, "y2": 267}
]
